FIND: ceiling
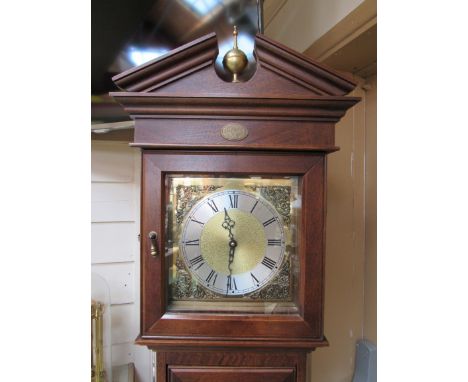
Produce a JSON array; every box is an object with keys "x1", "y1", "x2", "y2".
[
  {"x1": 92, "y1": 0, "x2": 261, "y2": 95},
  {"x1": 92, "y1": 0, "x2": 155, "y2": 95},
  {"x1": 92, "y1": 0, "x2": 264, "y2": 123},
  {"x1": 322, "y1": 24, "x2": 377, "y2": 79}
]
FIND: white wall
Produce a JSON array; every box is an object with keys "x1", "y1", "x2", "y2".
[
  {"x1": 91, "y1": 141, "x2": 152, "y2": 382},
  {"x1": 265, "y1": 0, "x2": 365, "y2": 52}
]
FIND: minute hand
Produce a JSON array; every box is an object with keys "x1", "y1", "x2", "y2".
[{"x1": 222, "y1": 208, "x2": 237, "y2": 277}]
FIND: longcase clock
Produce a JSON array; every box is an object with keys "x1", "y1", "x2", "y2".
[{"x1": 111, "y1": 31, "x2": 359, "y2": 382}]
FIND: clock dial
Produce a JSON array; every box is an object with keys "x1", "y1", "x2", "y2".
[{"x1": 180, "y1": 190, "x2": 285, "y2": 296}]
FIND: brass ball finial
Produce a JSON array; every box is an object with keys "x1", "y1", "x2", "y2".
[{"x1": 223, "y1": 26, "x2": 248, "y2": 83}]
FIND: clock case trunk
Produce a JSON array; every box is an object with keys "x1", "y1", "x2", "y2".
[{"x1": 111, "y1": 31, "x2": 359, "y2": 369}]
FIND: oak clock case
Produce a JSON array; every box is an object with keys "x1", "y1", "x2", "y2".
[
  {"x1": 110, "y1": 30, "x2": 359, "y2": 382},
  {"x1": 166, "y1": 175, "x2": 300, "y2": 314}
]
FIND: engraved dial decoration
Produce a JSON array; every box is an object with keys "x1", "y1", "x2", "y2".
[{"x1": 180, "y1": 190, "x2": 286, "y2": 296}]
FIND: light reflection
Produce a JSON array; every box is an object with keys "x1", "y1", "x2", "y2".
[
  {"x1": 128, "y1": 46, "x2": 170, "y2": 66},
  {"x1": 182, "y1": 0, "x2": 223, "y2": 16}
]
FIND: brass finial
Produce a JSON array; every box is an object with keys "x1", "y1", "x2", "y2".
[{"x1": 223, "y1": 26, "x2": 248, "y2": 83}]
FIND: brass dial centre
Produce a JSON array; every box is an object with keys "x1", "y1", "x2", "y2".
[{"x1": 200, "y1": 209, "x2": 266, "y2": 275}]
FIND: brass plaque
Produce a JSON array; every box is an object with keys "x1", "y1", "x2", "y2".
[{"x1": 220, "y1": 123, "x2": 248, "y2": 141}]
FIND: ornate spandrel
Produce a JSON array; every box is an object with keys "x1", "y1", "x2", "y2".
[
  {"x1": 175, "y1": 185, "x2": 224, "y2": 225},
  {"x1": 247, "y1": 185, "x2": 292, "y2": 225}
]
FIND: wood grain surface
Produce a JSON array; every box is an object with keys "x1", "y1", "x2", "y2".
[{"x1": 158, "y1": 350, "x2": 306, "y2": 382}]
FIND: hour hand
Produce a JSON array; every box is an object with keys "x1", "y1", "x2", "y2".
[{"x1": 222, "y1": 208, "x2": 235, "y2": 230}]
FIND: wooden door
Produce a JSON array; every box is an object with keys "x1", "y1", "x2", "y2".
[
  {"x1": 138, "y1": 150, "x2": 328, "y2": 349},
  {"x1": 168, "y1": 367, "x2": 295, "y2": 382},
  {"x1": 158, "y1": 351, "x2": 306, "y2": 382}
]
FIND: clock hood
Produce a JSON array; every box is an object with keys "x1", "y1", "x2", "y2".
[
  {"x1": 109, "y1": 32, "x2": 360, "y2": 152},
  {"x1": 111, "y1": 32, "x2": 357, "y2": 97}
]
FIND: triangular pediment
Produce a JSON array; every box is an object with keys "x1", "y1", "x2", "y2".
[{"x1": 112, "y1": 32, "x2": 357, "y2": 98}]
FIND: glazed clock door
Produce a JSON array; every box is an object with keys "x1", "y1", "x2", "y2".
[{"x1": 140, "y1": 151, "x2": 327, "y2": 347}]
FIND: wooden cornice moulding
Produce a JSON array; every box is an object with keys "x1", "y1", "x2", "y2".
[
  {"x1": 109, "y1": 93, "x2": 360, "y2": 122},
  {"x1": 111, "y1": 32, "x2": 358, "y2": 98},
  {"x1": 112, "y1": 32, "x2": 218, "y2": 92},
  {"x1": 135, "y1": 335, "x2": 329, "y2": 351},
  {"x1": 254, "y1": 34, "x2": 357, "y2": 96},
  {"x1": 129, "y1": 144, "x2": 340, "y2": 153}
]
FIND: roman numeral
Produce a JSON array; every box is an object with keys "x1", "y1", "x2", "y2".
[
  {"x1": 189, "y1": 255, "x2": 204, "y2": 269},
  {"x1": 263, "y1": 217, "x2": 276, "y2": 227},
  {"x1": 227, "y1": 275, "x2": 237, "y2": 291},
  {"x1": 190, "y1": 218, "x2": 205, "y2": 226},
  {"x1": 261, "y1": 256, "x2": 277, "y2": 270},
  {"x1": 250, "y1": 272, "x2": 260, "y2": 286},
  {"x1": 250, "y1": 200, "x2": 259, "y2": 213},
  {"x1": 207, "y1": 199, "x2": 218, "y2": 213},
  {"x1": 267, "y1": 239, "x2": 282, "y2": 246},
  {"x1": 185, "y1": 239, "x2": 199, "y2": 246},
  {"x1": 206, "y1": 270, "x2": 217, "y2": 285},
  {"x1": 229, "y1": 194, "x2": 239, "y2": 208}
]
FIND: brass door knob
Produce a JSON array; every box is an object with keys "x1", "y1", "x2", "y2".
[{"x1": 148, "y1": 231, "x2": 158, "y2": 257}]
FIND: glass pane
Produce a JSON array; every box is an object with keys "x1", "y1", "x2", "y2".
[{"x1": 165, "y1": 175, "x2": 301, "y2": 314}]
